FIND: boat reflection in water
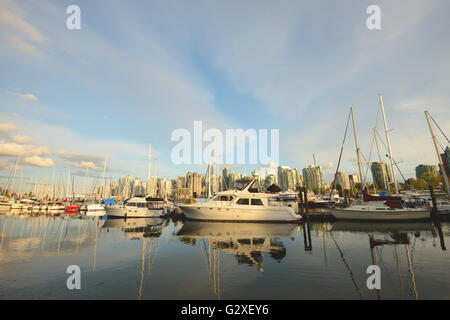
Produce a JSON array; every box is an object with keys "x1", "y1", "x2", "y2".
[
  {"x1": 177, "y1": 221, "x2": 298, "y2": 299},
  {"x1": 102, "y1": 217, "x2": 164, "y2": 299},
  {"x1": 102, "y1": 217, "x2": 164, "y2": 239},
  {"x1": 330, "y1": 220, "x2": 441, "y2": 300}
]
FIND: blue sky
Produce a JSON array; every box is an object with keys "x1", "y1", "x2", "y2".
[{"x1": 1, "y1": 0, "x2": 449, "y2": 188}]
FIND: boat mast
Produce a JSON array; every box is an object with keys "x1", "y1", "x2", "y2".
[
  {"x1": 147, "y1": 143, "x2": 152, "y2": 195},
  {"x1": 10, "y1": 158, "x2": 19, "y2": 198},
  {"x1": 351, "y1": 106, "x2": 364, "y2": 191},
  {"x1": 101, "y1": 156, "x2": 107, "y2": 199},
  {"x1": 373, "y1": 127, "x2": 389, "y2": 192},
  {"x1": 425, "y1": 111, "x2": 450, "y2": 198},
  {"x1": 379, "y1": 94, "x2": 399, "y2": 194},
  {"x1": 66, "y1": 168, "x2": 71, "y2": 200}
]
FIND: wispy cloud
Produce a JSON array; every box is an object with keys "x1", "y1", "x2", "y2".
[{"x1": 0, "y1": 0, "x2": 47, "y2": 59}]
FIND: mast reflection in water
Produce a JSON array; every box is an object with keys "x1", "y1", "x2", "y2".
[{"x1": 0, "y1": 210, "x2": 449, "y2": 300}]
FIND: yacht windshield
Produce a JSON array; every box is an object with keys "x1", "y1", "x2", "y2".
[{"x1": 234, "y1": 180, "x2": 251, "y2": 190}]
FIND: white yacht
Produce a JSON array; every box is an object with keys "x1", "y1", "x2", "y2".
[
  {"x1": 0, "y1": 198, "x2": 12, "y2": 211},
  {"x1": 331, "y1": 190, "x2": 430, "y2": 221},
  {"x1": 105, "y1": 197, "x2": 165, "y2": 218},
  {"x1": 177, "y1": 179, "x2": 301, "y2": 223},
  {"x1": 48, "y1": 203, "x2": 65, "y2": 212},
  {"x1": 86, "y1": 203, "x2": 105, "y2": 215},
  {"x1": 21, "y1": 199, "x2": 35, "y2": 211}
]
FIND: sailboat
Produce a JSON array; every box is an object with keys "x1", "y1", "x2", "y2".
[
  {"x1": 331, "y1": 189, "x2": 429, "y2": 221},
  {"x1": 330, "y1": 97, "x2": 429, "y2": 221}
]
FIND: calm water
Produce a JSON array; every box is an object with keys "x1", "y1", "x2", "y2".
[{"x1": 0, "y1": 210, "x2": 449, "y2": 300}]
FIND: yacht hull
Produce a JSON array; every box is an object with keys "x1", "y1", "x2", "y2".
[
  {"x1": 179, "y1": 205, "x2": 301, "y2": 223},
  {"x1": 331, "y1": 208, "x2": 430, "y2": 221},
  {"x1": 105, "y1": 206, "x2": 164, "y2": 218}
]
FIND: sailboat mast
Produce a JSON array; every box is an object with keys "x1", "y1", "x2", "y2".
[
  {"x1": 373, "y1": 127, "x2": 388, "y2": 192},
  {"x1": 101, "y1": 156, "x2": 107, "y2": 199},
  {"x1": 66, "y1": 168, "x2": 71, "y2": 200},
  {"x1": 147, "y1": 143, "x2": 152, "y2": 182},
  {"x1": 425, "y1": 111, "x2": 450, "y2": 198},
  {"x1": 379, "y1": 94, "x2": 399, "y2": 194},
  {"x1": 351, "y1": 106, "x2": 364, "y2": 191},
  {"x1": 10, "y1": 158, "x2": 19, "y2": 197}
]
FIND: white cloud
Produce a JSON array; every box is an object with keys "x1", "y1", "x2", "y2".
[
  {"x1": 0, "y1": 122, "x2": 18, "y2": 132},
  {"x1": 64, "y1": 160, "x2": 100, "y2": 170},
  {"x1": 10, "y1": 134, "x2": 35, "y2": 144},
  {"x1": 5, "y1": 90, "x2": 38, "y2": 101},
  {"x1": 23, "y1": 155, "x2": 55, "y2": 167},
  {"x1": 0, "y1": 140, "x2": 51, "y2": 157}
]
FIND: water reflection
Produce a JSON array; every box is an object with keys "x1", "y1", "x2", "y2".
[
  {"x1": 177, "y1": 221, "x2": 298, "y2": 299},
  {"x1": 102, "y1": 217, "x2": 164, "y2": 299},
  {"x1": 0, "y1": 211, "x2": 449, "y2": 299},
  {"x1": 330, "y1": 220, "x2": 442, "y2": 300}
]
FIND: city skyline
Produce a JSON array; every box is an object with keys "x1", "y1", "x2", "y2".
[{"x1": 1, "y1": 0, "x2": 450, "y2": 185}]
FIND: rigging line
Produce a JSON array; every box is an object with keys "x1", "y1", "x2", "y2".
[
  {"x1": 329, "y1": 231, "x2": 364, "y2": 300},
  {"x1": 436, "y1": 139, "x2": 446, "y2": 153},
  {"x1": 374, "y1": 129, "x2": 408, "y2": 183},
  {"x1": 200, "y1": 239, "x2": 211, "y2": 276},
  {"x1": 362, "y1": 130, "x2": 376, "y2": 188},
  {"x1": 429, "y1": 112, "x2": 450, "y2": 144},
  {"x1": 330, "y1": 109, "x2": 352, "y2": 197},
  {"x1": 375, "y1": 246, "x2": 397, "y2": 293}
]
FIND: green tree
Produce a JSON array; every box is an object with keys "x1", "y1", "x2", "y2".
[
  {"x1": 421, "y1": 172, "x2": 441, "y2": 188},
  {"x1": 411, "y1": 178, "x2": 428, "y2": 190}
]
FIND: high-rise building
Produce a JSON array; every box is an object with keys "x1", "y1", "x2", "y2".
[
  {"x1": 228, "y1": 172, "x2": 242, "y2": 188},
  {"x1": 133, "y1": 178, "x2": 145, "y2": 196},
  {"x1": 277, "y1": 166, "x2": 301, "y2": 192},
  {"x1": 265, "y1": 174, "x2": 277, "y2": 189},
  {"x1": 146, "y1": 176, "x2": 158, "y2": 197},
  {"x1": 175, "y1": 175, "x2": 186, "y2": 189},
  {"x1": 371, "y1": 162, "x2": 391, "y2": 190},
  {"x1": 158, "y1": 178, "x2": 173, "y2": 198},
  {"x1": 252, "y1": 169, "x2": 265, "y2": 190},
  {"x1": 222, "y1": 167, "x2": 231, "y2": 190},
  {"x1": 336, "y1": 171, "x2": 351, "y2": 190},
  {"x1": 118, "y1": 174, "x2": 134, "y2": 198},
  {"x1": 348, "y1": 174, "x2": 360, "y2": 189},
  {"x1": 302, "y1": 165, "x2": 324, "y2": 194},
  {"x1": 187, "y1": 172, "x2": 202, "y2": 198},
  {"x1": 415, "y1": 164, "x2": 438, "y2": 180}
]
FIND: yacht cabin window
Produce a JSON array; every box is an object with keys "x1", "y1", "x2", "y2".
[
  {"x1": 236, "y1": 198, "x2": 249, "y2": 205},
  {"x1": 211, "y1": 195, "x2": 234, "y2": 201},
  {"x1": 251, "y1": 199, "x2": 263, "y2": 206}
]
